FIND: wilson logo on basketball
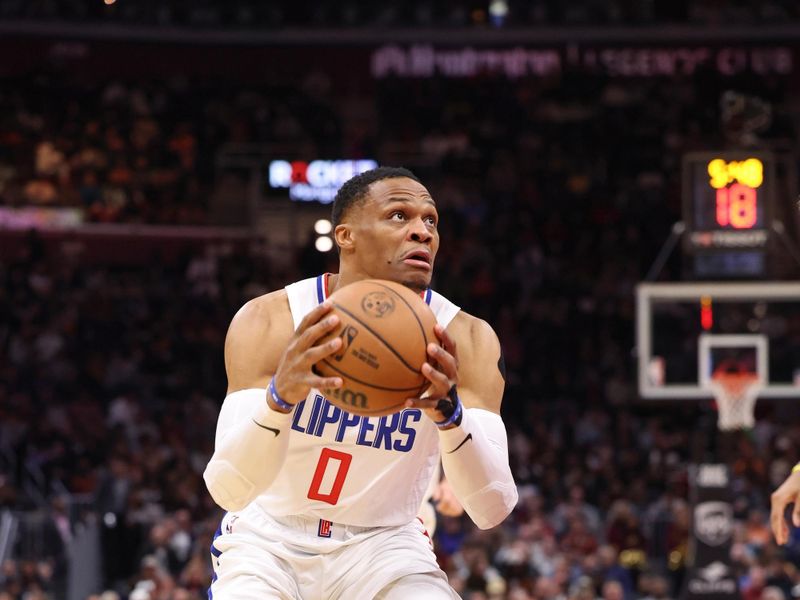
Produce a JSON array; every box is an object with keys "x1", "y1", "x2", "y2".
[
  {"x1": 361, "y1": 292, "x2": 396, "y2": 318},
  {"x1": 326, "y1": 387, "x2": 368, "y2": 409},
  {"x1": 333, "y1": 325, "x2": 359, "y2": 362}
]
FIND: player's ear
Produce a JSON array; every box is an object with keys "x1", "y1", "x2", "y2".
[{"x1": 334, "y1": 224, "x2": 355, "y2": 252}]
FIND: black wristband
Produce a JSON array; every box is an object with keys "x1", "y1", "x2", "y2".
[{"x1": 434, "y1": 385, "x2": 463, "y2": 428}]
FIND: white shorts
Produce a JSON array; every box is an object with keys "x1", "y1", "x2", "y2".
[{"x1": 209, "y1": 504, "x2": 458, "y2": 600}]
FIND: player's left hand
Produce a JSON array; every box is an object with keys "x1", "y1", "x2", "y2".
[{"x1": 404, "y1": 324, "x2": 459, "y2": 423}]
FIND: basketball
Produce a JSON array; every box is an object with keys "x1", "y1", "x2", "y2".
[{"x1": 314, "y1": 279, "x2": 438, "y2": 417}]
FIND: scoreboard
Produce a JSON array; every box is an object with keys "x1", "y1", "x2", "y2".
[{"x1": 682, "y1": 152, "x2": 775, "y2": 278}]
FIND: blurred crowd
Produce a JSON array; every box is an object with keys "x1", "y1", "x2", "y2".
[
  {"x1": 4, "y1": 0, "x2": 800, "y2": 28},
  {"x1": 0, "y1": 75, "x2": 340, "y2": 224},
  {"x1": 0, "y1": 63, "x2": 342, "y2": 224},
  {"x1": 2, "y1": 26, "x2": 800, "y2": 600}
]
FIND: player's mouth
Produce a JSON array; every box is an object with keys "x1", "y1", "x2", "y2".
[{"x1": 401, "y1": 248, "x2": 432, "y2": 271}]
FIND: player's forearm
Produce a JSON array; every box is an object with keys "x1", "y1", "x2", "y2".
[
  {"x1": 203, "y1": 388, "x2": 292, "y2": 512},
  {"x1": 439, "y1": 408, "x2": 518, "y2": 529}
]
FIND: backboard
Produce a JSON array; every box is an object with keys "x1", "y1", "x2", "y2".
[{"x1": 637, "y1": 282, "x2": 800, "y2": 400}]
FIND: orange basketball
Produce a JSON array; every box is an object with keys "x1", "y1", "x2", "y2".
[{"x1": 314, "y1": 279, "x2": 438, "y2": 417}]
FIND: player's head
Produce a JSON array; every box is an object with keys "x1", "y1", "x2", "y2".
[{"x1": 332, "y1": 166, "x2": 439, "y2": 292}]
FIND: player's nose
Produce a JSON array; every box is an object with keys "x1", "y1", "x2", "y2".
[{"x1": 407, "y1": 217, "x2": 432, "y2": 242}]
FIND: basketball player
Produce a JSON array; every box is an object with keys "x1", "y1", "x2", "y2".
[
  {"x1": 203, "y1": 167, "x2": 517, "y2": 598},
  {"x1": 769, "y1": 463, "x2": 800, "y2": 545}
]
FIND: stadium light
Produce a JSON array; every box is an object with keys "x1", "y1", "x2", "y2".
[
  {"x1": 315, "y1": 236, "x2": 334, "y2": 252},
  {"x1": 314, "y1": 219, "x2": 333, "y2": 235},
  {"x1": 488, "y1": 0, "x2": 508, "y2": 26}
]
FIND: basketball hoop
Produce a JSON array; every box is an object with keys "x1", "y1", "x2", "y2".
[{"x1": 710, "y1": 370, "x2": 761, "y2": 431}]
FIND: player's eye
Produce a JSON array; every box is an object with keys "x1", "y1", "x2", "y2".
[
  {"x1": 424, "y1": 216, "x2": 437, "y2": 227},
  {"x1": 390, "y1": 211, "x2": 406, "y2": 221}
]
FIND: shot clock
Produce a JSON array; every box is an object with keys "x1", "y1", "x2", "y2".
[{"x1": 682, "y1": 152, "x2": 775, "y2": 278}]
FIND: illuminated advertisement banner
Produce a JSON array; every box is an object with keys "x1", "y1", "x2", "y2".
[
  {"x1": 371, "y1": 44, "x2": 792, "y2": 79},
  {"x1": 0, "y1": 207, "x2": 83, "y2": 229},
  {"x1": 268, "y1": 159, "x2": 378, "y2": 203}
]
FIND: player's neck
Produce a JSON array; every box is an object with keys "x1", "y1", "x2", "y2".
[
  {"x1": 328, "y1": 270, "x2": 427, "y2": 296},
  {"x1": 329, "y1": 264, "x2": 398, "y2": 295},
  {"x1": 327, "y1": 272, "x2": 342, "y2": 295},
  {"x1": 328, "y1": 270, "x2": 369, "y2": 295},
  {"x1": 329, "y1": 271, "x2": 366, "y2": 295}
]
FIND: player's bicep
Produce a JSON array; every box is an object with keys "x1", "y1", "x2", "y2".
[
  {"x1": 455, "y1": 318, "x2": 505, "y2": 413},
  {"x1": 224, "y1": 304, "x2": 269, "y2": 392},
  {"x1": 224, "y1": 295, "x2": 290, "y2": 393}
]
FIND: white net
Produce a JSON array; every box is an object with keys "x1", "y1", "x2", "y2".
[{"x1": 710, "y1": 374, "x2": 761, "y2": 431}]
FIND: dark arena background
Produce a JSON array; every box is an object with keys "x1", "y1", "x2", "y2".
[{"x1": 2, "y1": 1, "x2": 800, "y2": 599}]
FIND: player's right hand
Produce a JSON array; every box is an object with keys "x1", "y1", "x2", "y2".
[
  {"x1": 404, "y1": 324, "x2": 459, "y2": 421},
  {"x1": 271, "y1": 300, "x2": 344, "y2": 406},
  {"x1": 770, "y1": 467, "x2": 800, "y2": 545}
]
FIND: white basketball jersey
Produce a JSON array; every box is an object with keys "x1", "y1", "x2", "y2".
[{"x1": 253, "y1": 274, "x2": 460, "y2": 527}]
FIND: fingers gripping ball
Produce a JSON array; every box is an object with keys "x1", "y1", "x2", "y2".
[{"x1": 314, "y1": 279, "x2": 438, "y2": 416}]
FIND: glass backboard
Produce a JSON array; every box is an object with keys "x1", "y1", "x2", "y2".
[{"x1": 637, "y1": 282, "x2": 800, "y2": 399}]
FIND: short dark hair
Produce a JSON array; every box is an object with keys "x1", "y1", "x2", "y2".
[{"x1": 331, "y1": 166, "x2": 420, "y2": 229}]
